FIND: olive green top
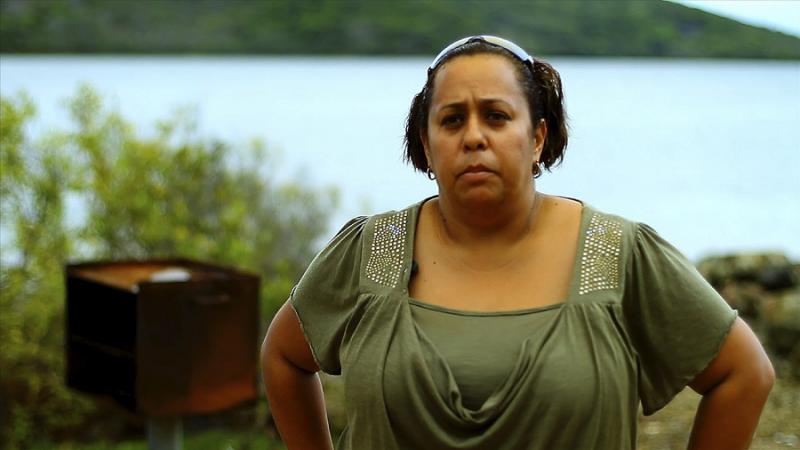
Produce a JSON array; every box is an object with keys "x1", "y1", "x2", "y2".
[
  {"x1": 290, "y1": 198, "x2": 737, "y2": 450},
  {"x1": 409, "y1": 300, "x2": 565, "y2": 411}
]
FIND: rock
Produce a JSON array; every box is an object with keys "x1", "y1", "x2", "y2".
[
  {"x1": 760, "y1": 264, "x2": 798, "y2": 291},
  {"x1": 697, "y1": 252, "x2": 799, "y2": 376},
  {"x1": 719, "y1": 282, "x2": 764, "y2": 320},
  {"x1": 697, "y1": 252, "x2": 795, "y2": 290},
  {"x1": 762, "y1": 288, "x2": 800, "y2": 358}
]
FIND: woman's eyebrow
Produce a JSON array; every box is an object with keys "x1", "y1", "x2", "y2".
[
  {"x1": 479, "y1": 98, "x2": 513, "y2": 108},
  {"x1": 436, "y1": 98, "x2": 513, "y2": 112},
  {"x1": 436, "y1": 101, "x2": 466, "y2": 112}
]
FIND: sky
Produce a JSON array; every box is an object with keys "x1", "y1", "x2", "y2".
[{"x1": 669, "y1": 0, "x2": 800, "y2": 37}]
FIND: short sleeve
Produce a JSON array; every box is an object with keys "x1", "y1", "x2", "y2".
[
  {"x1": 623, "y1": 222, "x2": 738, "y2": 415},
  {"x1": 290, "y1": 216, "x2": 368, "y2": 375}
]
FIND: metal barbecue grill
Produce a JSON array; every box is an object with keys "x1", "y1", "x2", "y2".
[{"x1": 65, "y1": 259, "x2": 260, "y2": 449}]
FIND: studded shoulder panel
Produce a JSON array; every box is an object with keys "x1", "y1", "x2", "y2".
[
  {"x1": 578, "y1": 213, "x2": 624, "y2": 295},
  {"x1": 364, "y1": 210, "x2": 409, "y2": 288}
]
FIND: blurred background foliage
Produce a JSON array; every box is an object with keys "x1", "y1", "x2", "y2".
[
  {"x1": 1, "y1": 0, "x2": 799, "y2": 59},
  {"x1": 0, "y1": 86, "x2": 337, "y2": 448}
]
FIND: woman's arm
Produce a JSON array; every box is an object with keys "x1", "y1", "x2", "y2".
[
  {"x1": 261, "y1": 300, "x2": 335, "y2": 450},
  {"x1": 687, "y1": 317, "x2": 775, "y2": 449}
]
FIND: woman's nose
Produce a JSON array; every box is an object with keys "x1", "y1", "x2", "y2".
[{"x1": 462, "y1": 116, "x2": 487, "y2": 151}]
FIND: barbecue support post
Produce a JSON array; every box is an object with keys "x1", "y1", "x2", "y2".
[{"x1": 147, "y1": 416, "x2": 182, "y2": 450}]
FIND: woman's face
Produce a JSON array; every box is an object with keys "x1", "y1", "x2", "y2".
[{"x1": 422, "y1": 53, "x2": 545, "y2": 208}]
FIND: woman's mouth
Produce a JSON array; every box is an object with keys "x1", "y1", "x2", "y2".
[
  {"x1": 462, "y1": 164, "x2": 492, "y2": 174},
  {"x1": 459, "y1": 164, "x2": 494, "y2": 181}
]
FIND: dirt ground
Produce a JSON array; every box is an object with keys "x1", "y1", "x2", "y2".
[{"x1": 637, "y1": 373, "x2": 799, "y2": 449}]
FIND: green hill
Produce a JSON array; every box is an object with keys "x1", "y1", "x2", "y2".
[{"x1": 1, "y1": 0, "x2": 798, "y2": 59}]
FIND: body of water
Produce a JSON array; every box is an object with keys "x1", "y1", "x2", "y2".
[{"x1": 1, "y1": 56, "x2": 798, "y2": 261}]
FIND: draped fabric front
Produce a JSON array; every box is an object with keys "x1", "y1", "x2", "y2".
[{"x1": 290, "y1": 198, "x2": 737, "y2": 450}]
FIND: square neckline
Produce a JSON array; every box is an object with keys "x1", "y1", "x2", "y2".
[{"x1": 400, "y1": 195, "x2": 590, "y2": 316}]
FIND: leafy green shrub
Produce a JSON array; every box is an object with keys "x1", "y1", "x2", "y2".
[{"x1": 0, "y1": 86, "x2": 337, "y2": 448}]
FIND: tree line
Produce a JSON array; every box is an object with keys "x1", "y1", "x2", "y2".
[{"x1": 1, "y1": 0, "x2": 799, "y2": 59}]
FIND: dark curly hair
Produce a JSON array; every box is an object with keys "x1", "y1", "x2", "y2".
[{"x1": 403, "y1": 40, "x2": 568, "y2": 178}]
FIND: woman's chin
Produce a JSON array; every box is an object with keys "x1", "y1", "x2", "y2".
[{"x1": 453, "y1": 187, "x2": 505, "y2": 209}]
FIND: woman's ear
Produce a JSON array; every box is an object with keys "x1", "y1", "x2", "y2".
[
  {"x1": 420, "y1": 130, "x2": 433, "y2": 169},
  {"x1": 534, "y1": 119, "x2": 547, "y2": 161}
]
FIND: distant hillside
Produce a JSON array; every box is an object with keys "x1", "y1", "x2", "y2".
[{"x1": 1, "y1": 0, "x2": 798, "y2": 59}]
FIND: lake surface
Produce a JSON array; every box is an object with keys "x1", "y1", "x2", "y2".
[{"x1": 1, "y1": 56, "x2": 798, "y2": 261}]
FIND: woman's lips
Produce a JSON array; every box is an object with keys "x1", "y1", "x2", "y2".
[
  {"x1": 459, "y1": 164, "x2": 494, "y2": 181},
  {"x1": 462, "y1": 164, "x2": 492, "y2": 174}
]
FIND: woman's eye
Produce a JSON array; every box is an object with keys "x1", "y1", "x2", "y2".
[
  {"x1": 441, "y1": 115, "x2": 463, "y2": 127},
  {"x1": 486, "y1": 111, "x2": 509, "y2": 122}
]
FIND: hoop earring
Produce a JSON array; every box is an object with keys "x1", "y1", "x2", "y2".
[
  {"x1": 426, "y1": 168, "x2": 436, "y2": 180},
  {"x1": 532, "y1": 161, "x2": 541, "y2": 177}
]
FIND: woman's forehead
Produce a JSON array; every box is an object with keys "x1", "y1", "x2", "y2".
[{"x1": 431, "y1": 54, "x2": 525, "y2": 104}]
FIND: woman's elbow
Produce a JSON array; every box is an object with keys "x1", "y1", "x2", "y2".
[
  {"x1": 261, "y1": 327, "x2": 279, "y2": 385},
  {"x1": 729, "y1": 328, "x2": 776, "y2": 400},
  {"x1": 260, "y1": 331, "x2": 273, "y2": 364},
  {"x1": 749, "y1": 352, "x2": 775, "y2": 393},
  {"x1": 694, "y1": 318, "x2": 776, "y2": 398}
]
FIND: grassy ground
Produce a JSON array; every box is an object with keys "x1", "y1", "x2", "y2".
[
  {"x1": 32, "y1": 373, "x2": 798, "y2": 450},
  {"x1": 637, "y1": 375, "x2": 799, "y2": 449},
  {"x1": 29, "y1": 429, "x2": 282, "y2": 450}
]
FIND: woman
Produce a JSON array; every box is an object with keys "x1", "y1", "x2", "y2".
[{"x1": 262, "y1": 36, "x2": 774, "y2": 449}]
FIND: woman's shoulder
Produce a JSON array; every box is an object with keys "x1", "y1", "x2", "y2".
[
  {"x1": 314, "y1": 199, "x2": 423, "y2": 271},
  {"x1": 348, "y1": 197, "x2": 432, "y2": 244},
  {"x1": 326, "y1": 199, "x2": 422, "y2": 247},
  {"x1": 576, "y1": 201, "x2": 675, "y2": 252},
  {"x1": 574, "y1": 199, "x2": 632, "y2": 225},
  {"x1": 559, "y1": 197, "x2": 640, "y2": 246},
  {"x1": 565, "y1": 198, "x2": 682, "y2": 293},
  {"x1": 340, "y1": 197, "x2": 427, "y2": 227}
]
